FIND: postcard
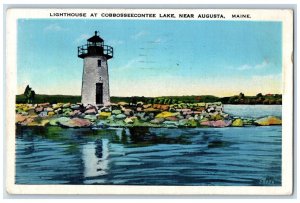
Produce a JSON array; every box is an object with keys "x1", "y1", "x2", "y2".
[{"x1": 5, "y1": 8, "x2": 293, "y2": 195}]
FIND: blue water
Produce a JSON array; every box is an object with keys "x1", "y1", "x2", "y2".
[{"x1": 15, "y1": 106, "x2": 282, "y2": 186}]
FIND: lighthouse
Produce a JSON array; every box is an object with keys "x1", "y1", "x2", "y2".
[{"x1": 78, "y1": 31, "x2": 113, "y2": 106}]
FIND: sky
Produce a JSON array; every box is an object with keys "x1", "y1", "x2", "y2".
[{"x1": 17, "y1": 19, "x2": 282, "y2": 97}]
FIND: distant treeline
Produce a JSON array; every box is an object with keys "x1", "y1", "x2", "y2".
[
  {"x1": 112, "y1": 93, "x2": 282, "y2": 105},
  {"x1": 16, "y1": 93, "x2": 282, "y2": 105},
  {"x1": 16, "y1": 94, "x2": 81, "y2": 104}
]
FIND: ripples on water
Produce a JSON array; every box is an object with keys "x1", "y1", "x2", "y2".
[{"x1": 16, "y1": 125, "x2": 282, "y2": 186}]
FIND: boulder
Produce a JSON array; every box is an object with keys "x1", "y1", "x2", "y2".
[
  {"x1": 143, "y1": 104, "x2": 152, "y2": 109},
  {"x1": 20, "y1": 117, "x2": 34, "y2": 126},
  {"x1": 84, "y1": 108, "x2": 97, "y2": 115},
  {"x1": 200, "y1": 120, "x2": 232, "y2": 128},
  {"x1": 136, "y1": 112, "x2": 146, "y2": 119},
  {"x1": 232, "y1": 118, "x2": 243, "y2": 127},
  {"x1": 58, "y1": 117, "x2": 91, "y2": 128},
  {"x1": 52, "y1": 103, "x2": 63, "y2": 110},
  {"x1": 69, "y1": 110, "x2": 82, "y2": 117},
  {"x1": 21, "y1": 112, "x2": 29, "y2": 116},
  {"x1": 48, "y1": 112, "x2": 55, "y2": 116},
  {"x1": 94, "y1": 120, "x2": 109, "y2": 129},
  {"x1": 84, "y1": 115, "x2": 97, "y2": 121},
  {"x1": 254, "y1": 116, "x2": 282, "y2": 126},
  {"x1": 124, "y1": 109, "x2": 133, "y2": 116},
  {"x1": 62, "y1": 108, "x2": 73, "y2": 116},
  {"x1": 160, "y1": 105, "x2": 169, "y2": 111},
  {"x1": 39, "y1": 111, "x2": 48, "y2": 117},
  {"x1": 115, "y1": 114, "x2": 126, "y2": 119},
  {"x1": 144, "y1": 108, "x2": 160, "y2": 113},
  {"x1": 150, "y1": 118, "x2": 164, "y2": 124},
  {"x1": 49, "y1": 117, "x2": 69, "y2": 126},
  {"x1": 165, "y1": 116, "x2": 179, "y2": 121},
  {"x1": 38, "y1": 103, "x2": 50, "y2": 108},
  {"x1": 35, "y1": 106, "x2": 43, "y2": 113},
  {"x1": 16, "y1": 114, "x2": 26, "y2": 123},
  {"x1": 187, "y1": 119, "x2": 198, "y2": 127},
  {"x1": 27, "y1": 119, "x2": 50, "y2": 127},
  {"x1": 54, "y1": 108, "x2": 62, "y2": 114},
  {"x1": 118, "y1": 102, "x2": 129, "y2": 106},
  {"x1": 70, "y1": 104, "x2": 81, "y2": 110},
  {"x1": 243, "y1": 118, "x2": 255, "y2": 126},
  {"x1": 62, "y1": 103, "x2": 71, "y2": 108},
  {"x1": 155, "y1": 111, "x2": 178, "y2": 118},
  {"x1": 112, "y1": 109, "x2": 122, "y2": 115},
  {"x1": 27, "y1": 109, "x2": 36, "y2": 116},
  {"x1": 178, "y1": 119, "x2": 188, "y2": 127},
  {"x1": 124, "y1": 117, "x2": 134, "y2": 124},
  {"x1": 163, "y1": 121, "x2": 178, "y2": 128},
  {"x1": 98, "y1": 112, "x2": 111, "y2": 119},
  {"x1": 45, "y1": 107, "x2": 54, "y2": 112}
]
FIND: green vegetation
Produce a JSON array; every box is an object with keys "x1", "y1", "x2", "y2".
[
  {"x1": 16, "y1": 94, "x2": 81, "y2": 104},
  {"x1": 23, "y1": 85, "x2": 35, "y2": 103},
  {"x1": 16, "y1": 92, "x2": 282, "y2": 105},
  {"x1": 112, "y1": 93, "x2": 282, "y2": 105}
]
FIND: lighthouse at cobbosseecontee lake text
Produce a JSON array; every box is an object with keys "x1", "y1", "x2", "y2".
[{"x1": 78, "y1": 31, "x2": 113, "y2": 106}]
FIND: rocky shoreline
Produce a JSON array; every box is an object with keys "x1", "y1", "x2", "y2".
[{"x1": 15, "y1": 102, "x2": 282, "y2": 128}]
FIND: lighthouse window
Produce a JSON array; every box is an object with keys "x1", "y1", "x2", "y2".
[{"x1": 98, "y1": 60, "x2": 101, "y2": 67}]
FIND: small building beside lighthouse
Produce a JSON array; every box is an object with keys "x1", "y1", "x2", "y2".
[{"x1": 78, "y1": 31, "x2": 113, "y2": 106}]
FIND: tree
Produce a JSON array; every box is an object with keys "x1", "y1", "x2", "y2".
[
  {"x1": 238, "y1": 92, "x2": 245, "y2": 99},
  {"x1": 24, "y1": 85, "x2": 35, "y2": 103},
  {"x1": 256, "y1": 93, "x2": 263, "y2": 98}
]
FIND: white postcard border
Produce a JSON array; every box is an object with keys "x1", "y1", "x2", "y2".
[{"x1": 5, "y1": 8, "x2": 294, "y2": 195}]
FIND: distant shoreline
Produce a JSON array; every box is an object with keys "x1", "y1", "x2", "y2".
[{"x1": 16, "y1": 93, "x2": 282, "y2": 105}]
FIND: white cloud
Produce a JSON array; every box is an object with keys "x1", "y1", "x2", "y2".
[
  {"x1": 236, "y1": 59, "x2": 270, "y2": 71},
  {"x1": 75, "y1": 34, "x2": 90, "y2": 44},
  {"x1": 131, "y1": 31, "x2": 147, "y2": 39},
  {"x1": 44, "y1": 23, "x2": 65, "y2": 32}
]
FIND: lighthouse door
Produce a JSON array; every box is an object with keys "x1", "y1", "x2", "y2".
[{"x1": 96, "y1": 83, "x2": 103, "y2": 104}]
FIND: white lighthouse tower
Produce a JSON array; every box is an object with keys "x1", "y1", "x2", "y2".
[{"x1": 78, "y1": 31, "x2": 113, "y2": 106}]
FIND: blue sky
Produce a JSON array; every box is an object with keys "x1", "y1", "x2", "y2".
[{"x1": 17, "y1": 19, "x2": 282, "y2": 96}]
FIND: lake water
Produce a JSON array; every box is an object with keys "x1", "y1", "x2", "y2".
[{"x1": 15, "y1": 105, "x2": 282, "y2": 186}]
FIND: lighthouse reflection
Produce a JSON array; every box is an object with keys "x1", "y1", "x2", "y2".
[{"x1": 82, "y1": 139, "x2": 109, "y2": 184}]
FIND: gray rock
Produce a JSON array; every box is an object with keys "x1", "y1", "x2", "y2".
[
  {"x1": 49, "y1": 117, "x2": 70, "y2": 126},
  {"x1": 150, "y1": 118, "x2": 164, "y2": 124},
  {"x1": 35, "y1": 106, "x2": 43, "y2": 113},
  {"x1": 124, "y1": 109, "x2": 133, "y2": 116},
  {"x1": 84, "y1": 108, "x2": 97, "y2": 115},
  {"x1": 115, "y1": 114, "x2": 126, "y2": 119},
  {"x1": 58, "y1": 117, "x2": 91, "y2": 128},
  {"x1": 44, "y1": 107, "x2": 54, "y2": 112},
  {"x1": 136, "y1": 112, "x2": 146, "y2": 119},
  {"x1": 94, "y1": 120, "x2": 109, "y2": 129},
  {"x1": 71, "y1": 104, "x2": 81, "y2": 110},
  {"x1": 21, "y1": 111, "x2": 29, "y2": 116},
  {"x1": 112, "y1": 109, "x2": 122, "y2": 115},
  {"x1": 178, "y1": 119, "x2": 188, "y2": 127},
  {"x1": 62, "y1": 103, "x2": 71, "y2": 108},
  {"x1": 84, "y1": 115, "x2": 97, "y2": 121},
  {"x1": 163, "y1": 121, "x2": 178, "y2": 128},
  {"x1": 39, "y1": 111, "x2": 48, "y2": 117},
  {"x1": 124, "y1": 117, "x2": 134, "y2": 124}
]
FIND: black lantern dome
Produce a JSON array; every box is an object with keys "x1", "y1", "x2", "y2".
[{"x1": 78, "y1": 31, "x2": 113, "y2": 59}]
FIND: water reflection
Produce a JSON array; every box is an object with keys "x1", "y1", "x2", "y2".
[
  {"x1": 82, "y1": 139, "x2": 109, "y2": 184},
  {"x1": 126, "y1": 127, "x2": 191, "y2": 146}
]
